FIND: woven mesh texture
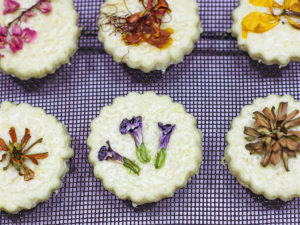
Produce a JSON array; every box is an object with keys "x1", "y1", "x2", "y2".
[{"x1": 1, "y1": 0, "x2": 300, "y2": 224}]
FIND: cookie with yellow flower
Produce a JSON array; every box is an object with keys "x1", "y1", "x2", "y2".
[
  {"x1": 225, "y1": 95, "x2": 300, "y2": 201},
  {"x1": 0, "y1": 102, "x2": 73, "y2": 213},
  {"x1": 232, "y1": 0, "x2": 300, "y2": 66},
  {"x1": 0, "y1": 0, "x2": 80, "y2": 80}
]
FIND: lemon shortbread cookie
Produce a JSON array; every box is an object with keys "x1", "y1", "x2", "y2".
[
  {"x1": 98, "y1": 0, "x2": 202, "y2": 73},
  {"x1": 0, "y1": 102, "x2": 73, "y2": 213},
  {"x1": 0, "y1": 0, "x2": 80, "y2": 80},
  {"x1": 88, "y1": 92, "x2": 202, "y2": 205},
  {"x1": 232, "y1": 0, "x2": 300, "y2": 66},
  {"x1": 225, "y1": 95, "x2": 300, "y2": 201}
]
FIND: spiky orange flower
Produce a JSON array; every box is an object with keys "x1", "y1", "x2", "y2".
[{"x1": 0, "y1": 127, "x2": 48, "y2": 181}]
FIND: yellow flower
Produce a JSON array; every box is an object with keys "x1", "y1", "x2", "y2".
[{"x1": 242, "y1": 0, "x2": 300, "y2": 38}]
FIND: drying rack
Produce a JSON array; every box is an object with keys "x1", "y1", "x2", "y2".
[{"x1": 1, "y1": 0, "x2": 300, "y2": 224}]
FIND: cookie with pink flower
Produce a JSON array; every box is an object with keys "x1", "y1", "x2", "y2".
[{"x1": 0, "y1": 0, "x2": 80, "y2": 80}]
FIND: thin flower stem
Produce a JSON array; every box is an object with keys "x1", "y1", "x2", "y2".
[
  {"x1": 283, "y1": 9, "x2": 300, "y2": 17},
  {"x1": 154, "y1": 148, "x2": 166, "y2": 169},
  {"x1": 136, "y1": 143, "x2": 151, "y2": 163},
  {"x1": 22, "y1": 138, "x2": 43, "y2": 154},
  {"x1": 6, "y1": 0, "x2": 48, "y2": 29},
  {"x1": 123, "y1": 0, "x2": 132, "y2": 15},
  {"x1": 123, "y1": 157, "x2": 141, "y2": 175}
]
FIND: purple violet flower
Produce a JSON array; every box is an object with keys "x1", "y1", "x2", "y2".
[
  {"x1": 120, "y1": 116, "x2": 150, "y2": 163},
  {"x1": 155, "y1": 122, "x2": 176, "y2": 169},
  {"x1": 120, "y1": 116, "x2": 143, "y2": 147},
  {"x1": 98, "y1": 141, "x2": 123, "y2": 162},
  {"x1": 158, "y1": 122, "x2": 176, "y2": 149},
  {"x1": 98, "y1": 141, "x2": 141, "y2": 175}
]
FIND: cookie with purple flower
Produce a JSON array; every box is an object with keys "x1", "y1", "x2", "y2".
[
  {"x1": 0, "y1": 0, "x2": 80, "y2": 80},
  {"x1": 88, "y1": 92, "x2": 202, "y2": 205}
]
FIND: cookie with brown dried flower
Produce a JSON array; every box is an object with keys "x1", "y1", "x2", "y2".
[{"x1": 225, "y1": 95, "x2": 300, "y2": 201}]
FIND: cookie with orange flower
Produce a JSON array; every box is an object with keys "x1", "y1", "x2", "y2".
[
  {"x1": 232, "y1": 0, "x2": 300, "y2": 66},
  {"x1": 0, "y1": 101, "x2": 73, "y2": 213},
  {"x1": 98, "y1": 0, "x2": 202, "y2": 73},
  {"x1": 0, "y1": 0, "x2": 80, "y2": 80}
]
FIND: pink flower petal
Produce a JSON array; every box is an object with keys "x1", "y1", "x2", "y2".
[
  {"x1": 21, "y1": 28, "x2": 37, "y2": 43},
  {"x1": 0, "y1": 54, "x2": 4, "y2": 58},
  {"x1": 0, "y1": 36, "x2": 7, "y2": 46},
  {"x1": 8, "y1": 35, "x2": 23, "y2": 53},
  {"x1": 147, "y1": 0, "x2": 153, "y2": 10},
  {"x1": 0, "y1": 26, "x2": 8, "y2": 37},
  {"x1": 38, "y1": 1, "x2": 51, "y2": 14},
  {"x1": 3, "y1": 0, "x2": 20, "y2": 15},
  {"x1": 12, "y1": 24, "x2": 22, "y2": 36},
  {"x1": 23, "y1": 11, "x2": 37, "y2": 22}
]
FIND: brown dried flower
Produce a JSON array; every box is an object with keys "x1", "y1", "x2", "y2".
[{"x1": 244, "y1": 102, "x2": 300, "y2": 171}]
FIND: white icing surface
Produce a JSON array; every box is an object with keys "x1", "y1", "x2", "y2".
[
  {"x1": 225, "y1": 95, "x2": 300, "y2": 201},
  {"x1": 98, "y1": 0, "x2": 202, "y2": 72},
  {"x1": 0, "y1": 0, "x2": 80, "y2": 80},
  {"x1": 0, "y1": 102, "x2": 73, "y2": 213},
  {"x1": 88, "y1": 92, "x2": 203, "y2": 205},
  {"x1": 232, "y1": 0, "x2": 300, "y2": 66}
]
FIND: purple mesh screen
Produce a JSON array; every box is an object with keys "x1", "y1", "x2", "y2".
[{"x1": 1, "y1": 0, "x2": 300, "y2": 224}]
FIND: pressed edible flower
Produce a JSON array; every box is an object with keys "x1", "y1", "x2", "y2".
[
  {"x1": 0, "y1": 127, "x2": 48, "y2": 181},
  {"x1": 242, "y1": 0, "x2": 300, "y2": 38},
  {"x1": 23, "y1": 11, "x2": 37, "y2": 22},
  {"x1": 38, "y1": 0, "x2": 51, "y2": 15},
  {"x1": 0, "y1": 0, "x2": 50, "y2": 57},
  {"x1": 244, "y1": 102, "x2": 300, "y2": 171},
  {"x1": 100, "y1": 0, "x2": 173, "y2": 49},
  {"x1": 0, "y1": 36, "x2": 6, "y2": 47},
  {"x1": 154, "y1": 122, "x2": 175, "y2": 169},
  {"x1": 99, "y1": 141, "x2": 141, "y2": 175},
  {"x1": 8, "y1": 35, "x2": 23, "y2": 53},
  {"x1": 12, "y1": 24, "x2": 22, "y2": 36},
  {"x1": 3, "y1": 0, "x2": 20, "y2": 15},
  {"x1": 21, "y1": 28, "x2": 37, "y2": 43},
  {"x1": 120, "y1": 116, "x2": 151, "y2": 163},
  {"x1": 0, "y1": 26, "x2": 8, "y2": 37}
]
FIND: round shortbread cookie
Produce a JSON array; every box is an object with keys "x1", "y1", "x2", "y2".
[
  {"x1": 0, "y1": 102, "x2": 73, "y2": 213},
  {"x1": 88, "y1": 92, "x2": 202, "y2": 205},
  {"x1": 232, "y1": 0, "x2": 300, "y2": 66},
  {"x1": 225, "y1": 95, "x2": 300, "y2": 201},
  {"x1": 98, "y1": 0, "x2": 202, "y2": 73},
  {"x1": 0, "y1": 0, "x2": 80, "y2": 80}
]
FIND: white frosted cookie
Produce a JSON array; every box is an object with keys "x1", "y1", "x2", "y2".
[
  {"x1": 232, "y1": 0, "x2": 300, "y2": 66},
  {"x1": 0, "y1": 102, "x2": 73, "y2": 213},
  {"x1": 88, "y1": 92, "x2": 202, "y2": 205},
  {"x1": 225, "y1": 95, "x2": 300, "y2": 201},
  {"x1": 0, "y1": 0, "x2": 80, "y2": 80},
  {"x1": 98, "y1": 0, "x2": 202, "y2": 73}
]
